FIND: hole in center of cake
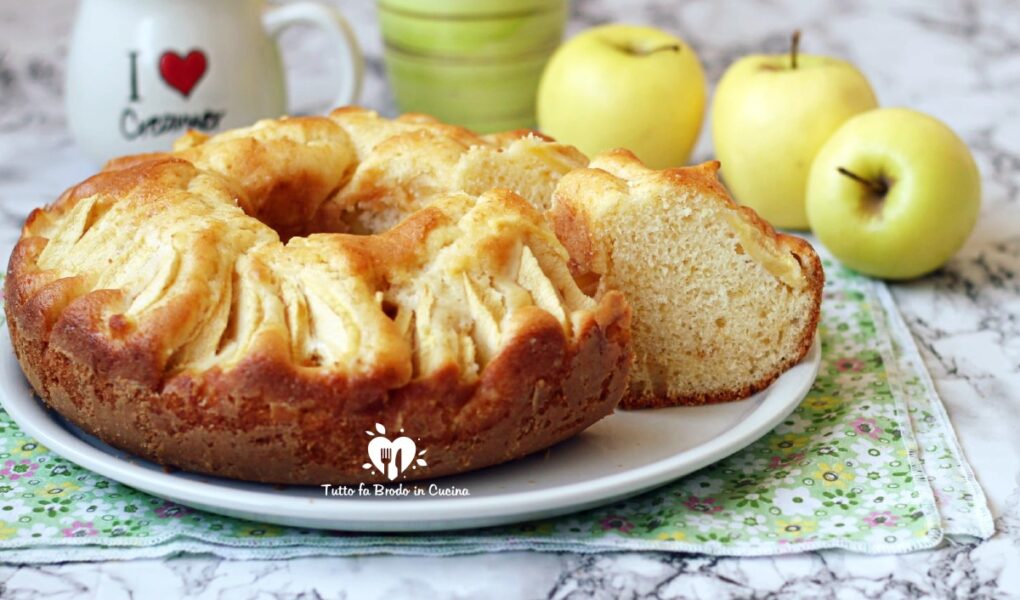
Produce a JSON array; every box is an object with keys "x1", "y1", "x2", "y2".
[{"x1": 239, "y1": 184, "x2": 371, "y2": 243}]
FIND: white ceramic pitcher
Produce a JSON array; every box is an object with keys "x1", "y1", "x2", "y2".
[{"x1": 65, "y1": 0, "x2": 363, "y2": 163}]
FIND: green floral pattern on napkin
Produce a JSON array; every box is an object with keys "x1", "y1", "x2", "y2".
[{"x1": 0, "y1": 251, "x2": 993, "y2": 560}]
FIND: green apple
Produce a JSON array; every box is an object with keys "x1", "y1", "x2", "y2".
[
  {"x1": 537, "y1": 25, "x2": 706, "y2": 168},
  {"x1": 806, "y1": 108, "x2": 981, "y2": 280},
  {"x1": 712, "y1": 34, "x2": 878, "y2": 229}
]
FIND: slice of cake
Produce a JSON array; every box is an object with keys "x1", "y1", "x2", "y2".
[{"x1": 551, "y1": 149, "x2": 823, "y2": 408}]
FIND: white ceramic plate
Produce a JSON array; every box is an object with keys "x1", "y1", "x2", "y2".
[{"x1": 0, "y1": 329, "x2": 819, "y2": 532}]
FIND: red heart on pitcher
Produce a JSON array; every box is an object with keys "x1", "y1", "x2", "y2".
[{"x1": 159, "y1": 50, "x2": 207, "y2": 98}]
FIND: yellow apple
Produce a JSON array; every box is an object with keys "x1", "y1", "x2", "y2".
[
  {"x1": 537, "y1": 25, "x2": 706, "y2": 168},
  {"x1": 711, "y1": 35, "x2": 878, "y2": 229},
  {"x1": 806, "y1": 108, "x2": 981, "y2": 280}
]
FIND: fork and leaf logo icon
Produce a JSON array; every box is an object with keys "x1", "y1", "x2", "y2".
[{"x1": 363, "y1": 423, "x2": 428, "y2": 481}]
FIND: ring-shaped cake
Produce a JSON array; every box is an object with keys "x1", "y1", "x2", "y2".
[{"x1": 4, "y1": 108, "x2": 632, "y2": 484}]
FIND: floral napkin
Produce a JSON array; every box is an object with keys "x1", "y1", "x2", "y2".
[{"x1": 0, "y1": 248, "x2": 993, "y2": 562}]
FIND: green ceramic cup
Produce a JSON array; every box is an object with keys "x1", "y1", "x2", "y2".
[{"x1": 378, "y1": 0, "x2": 568, "y2": 133}]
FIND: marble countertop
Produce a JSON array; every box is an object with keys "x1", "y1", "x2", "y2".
[{"x1": 1, "y1": 0, "x2": 1018, "y2": 597}]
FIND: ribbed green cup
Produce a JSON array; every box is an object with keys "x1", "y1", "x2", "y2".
[{"x1": 378, "y1": 0, "x2": 568, "y2": 133}]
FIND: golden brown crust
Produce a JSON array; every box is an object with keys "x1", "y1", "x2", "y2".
[
  {"x1": 5, "y1": 281, "x2": 630, "y2": 484},
  {"x1": 551, "y1": 148, "x2": 824, "y2": 409},
  {"x1": 5, "y1": 112, "x2": 632, "y2": 485}
]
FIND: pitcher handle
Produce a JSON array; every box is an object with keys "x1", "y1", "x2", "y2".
[{"x1": 263, "y1": 2, "x2": 364, "y2": 109}]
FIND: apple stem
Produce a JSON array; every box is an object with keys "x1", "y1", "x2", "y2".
[
  {"x1": 837, "y1": 167, "x2": 889, "y2": 197},
  {"x1": 791, "y1": 30, "x2": 801, "y2": 69}
]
